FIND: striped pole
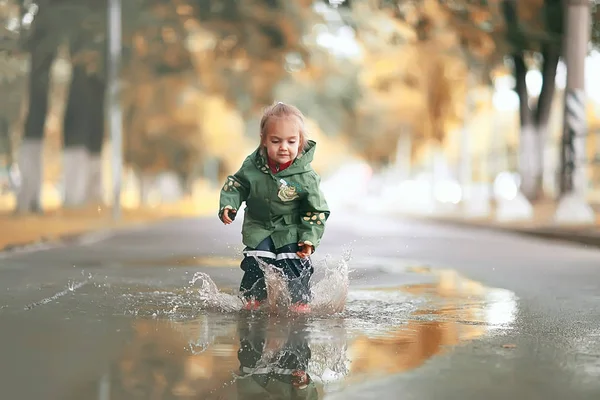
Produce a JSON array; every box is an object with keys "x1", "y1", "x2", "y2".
[
  {"x1": 559, "y1": 0, "x2": 591, "y2": 197},
  {"x1": 561, "y1": 89, "x2": 587, "y2": 194},
  {"x1": 555, "y1": 0, "x2": 594, "y2": 224}
]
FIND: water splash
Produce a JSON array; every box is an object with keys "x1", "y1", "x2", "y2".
[
  {"x1": 310, "y1": 249, "x2": 351, "y2": 314},
  {"x1": 255, "y1": 257, "x2": 294, "y2": 312},
  {"x1": 185, "y1": 251, "x2": 351, "y2": 316},
  {"x1": 24, "y1": 280, "x2": 88, "y2": 311},
  {"x1": 249, "y1": 250, "x2": 350, "y2": 315},
  {"x1": 187, "y1": 272, "x2": 243, "y2": 312}
]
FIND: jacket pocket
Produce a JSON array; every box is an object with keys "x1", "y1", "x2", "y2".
[{"x1": 283, "y1": 214, "x2": 299, "y2": 225}]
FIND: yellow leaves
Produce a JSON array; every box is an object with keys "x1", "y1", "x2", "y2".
[
  {"x1": 351, "y1": 0, "x2": 481, "y2": 163},
  {"x1": 161, "y1": 26, "x2": 178, "y2": 43},
  {"x1": 303, "y1": 118, "x2": 356, "y2": 175},
  {"x1": 360, "y1": 59, "x2": 397, "y2": 88},
  {"x1": 175, "y1": 4, "x2": 194, "y2": 17},
  {"x1": 133, "y1": 34, "x2": 148, "y2": 56},
  {"x1": 421, "y1": 0, "x2": 449, "y2": 23},
  {"x1": 277, "y1": 18, "x2": 301, "y2": 50},
  {"x1": 248, "y1": 59, "x2": 286, "y2": 100},
  {"x1": 352, "y1": 9, "x2": 417, "y2": 50},
  {"x1": 359, "y1": 46, "x2": 418, "y2": 90},
  {"x1": 198, "y1": 94, "x2": 249, "y2": 166},
  {"x1": 470, "y1": 9, "x2": 493, "y2": 27}
]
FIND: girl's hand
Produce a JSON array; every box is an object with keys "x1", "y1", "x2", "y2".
[
  {"x1": 222, "y1": 208, "x2": 236, "y2": 225},
  {"x1": 296, "y1": 243, "x2": 313, "y2": 258}
]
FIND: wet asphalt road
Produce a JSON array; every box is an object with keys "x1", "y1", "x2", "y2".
[{"x1": 1, "y1": 212, "x2": 600, "y2": 399}]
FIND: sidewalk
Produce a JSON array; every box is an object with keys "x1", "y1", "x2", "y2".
[
  {"x1": 0, "y1": 191, "x2": 219, "y2": 252},
  {"x1": 413, "y1": 201, "x2": 600, "y2": 249}
]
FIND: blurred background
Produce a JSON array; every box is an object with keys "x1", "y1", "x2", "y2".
[{"x1": 2, "y1": 0, "x2": 600, "y2": 246}]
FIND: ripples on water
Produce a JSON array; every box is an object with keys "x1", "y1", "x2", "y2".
[
  {"x1": 110, "y1": 252, "x2": 518, "y2": 398},
  {"x1": 120, "y1": 251, "x2": 517, "y2": 335}
]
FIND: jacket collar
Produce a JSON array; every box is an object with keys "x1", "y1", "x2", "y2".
[
  {"x1": 253, "y1": 140, "x2": 317, "y2": 176},
  {"x1": 267, "y1": 157, "x2": 292, "y2": 174}
]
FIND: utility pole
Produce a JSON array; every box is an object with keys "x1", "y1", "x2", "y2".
[
  {"x1": 555, "y1": 0, "x2": 594, "y2": 223},
  {"x1": 459, "y1": 70, "x2": 475, "y2": 210},
  {"x1": 107, "y1": 0, "x2": 123, "y2": 220}
]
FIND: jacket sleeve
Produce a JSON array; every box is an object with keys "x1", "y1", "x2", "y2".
[
  {"x1": 218, "y1": 166, "x2": 250, "y2": 221},
  {"x1": 298, "y1": 172, "x2": 330, "y2": 250}
]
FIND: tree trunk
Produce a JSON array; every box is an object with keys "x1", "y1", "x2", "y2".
[
  {"x1": 0, "y1": 117, "x2": 10, "y2": 162},
  {"x1": 535, "y1": 45, "x2": 559, "y2": 198},
  {"x1": 512, "y1": 48, "x2": 558, "y2": 203},
  {"x1": 513, "y1": 53, "x2": 538, "y2": 201},
  {"x1": 16, "y1": 43, "x2": 56, "y2": 213},
  {"x1": 86, "y1": 74, "x2": 106, "y2": 204},
  {"x1": 139, "y1": 172, "x2": 153, "y2": 205},
  {"x1": 0, "y1": 117, "x2": 19, "y2": 194},
  {"x1": 63, "y1": 65, "x2": 91, "y2": 207},
  {"x1": 503, "y1": 0, "x2": 560, "y2": 203},
  {"x1": 518, "y1": 124, "x2": 543, "y2": 200}
]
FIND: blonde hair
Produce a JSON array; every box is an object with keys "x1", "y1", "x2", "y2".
[{"x1": 260, "y1": 102, "x2": 309, "y2": 151}]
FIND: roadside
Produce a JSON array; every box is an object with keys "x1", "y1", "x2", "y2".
[
  {"x1": 0, "y1": 190, "x2": 219, "y2": 252},
  {"x1": 408, "y1": 200, "x2": 600, "y2": 249}
]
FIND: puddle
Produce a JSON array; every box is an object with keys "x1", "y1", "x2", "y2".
[{"x1": 86, "y1": 262, "x2": 517, "y2": 399}]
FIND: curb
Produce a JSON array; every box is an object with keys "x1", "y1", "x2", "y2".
[
  {"x1": 0, "y1": 216, "x2": 185, "y2": 258},
  {"x1": 0, "y1": 229, "x2": 117, "y2": 258},
  {"x1": 406, "y1": 216, "x2": 600, "y2": 250}
]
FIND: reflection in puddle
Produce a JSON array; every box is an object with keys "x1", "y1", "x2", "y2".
[
  {"x1": 93, "y1": 268, "x2": 517, "y2": 399},
  {"x1": 236, "y1": 317, "x2": 319, "y2": 398}
]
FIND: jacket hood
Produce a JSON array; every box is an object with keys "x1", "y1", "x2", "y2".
[{"x1": 252, "y1": 140, "x2": 316, "y2": 177}]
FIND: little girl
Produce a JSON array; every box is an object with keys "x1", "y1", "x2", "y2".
[{"x1": 218, "y1": 102, "x2": 330, "y2": 313}]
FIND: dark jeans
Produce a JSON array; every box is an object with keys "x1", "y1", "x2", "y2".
[{"x1": 239, "y1": 236, "x2": 313, "y2": 304}]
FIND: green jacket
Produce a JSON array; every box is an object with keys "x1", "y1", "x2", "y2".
[{"x1": 218, "y1": 140, "x2": 330, "y2": 250}]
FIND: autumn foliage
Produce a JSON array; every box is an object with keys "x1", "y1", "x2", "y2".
[{"x1": 1, "y1": 0, "x2": 598, "y2": 195}]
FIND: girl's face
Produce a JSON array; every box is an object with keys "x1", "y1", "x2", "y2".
[{"x1": 263, "y1": 117, "x2": 301, "y2": 164}]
